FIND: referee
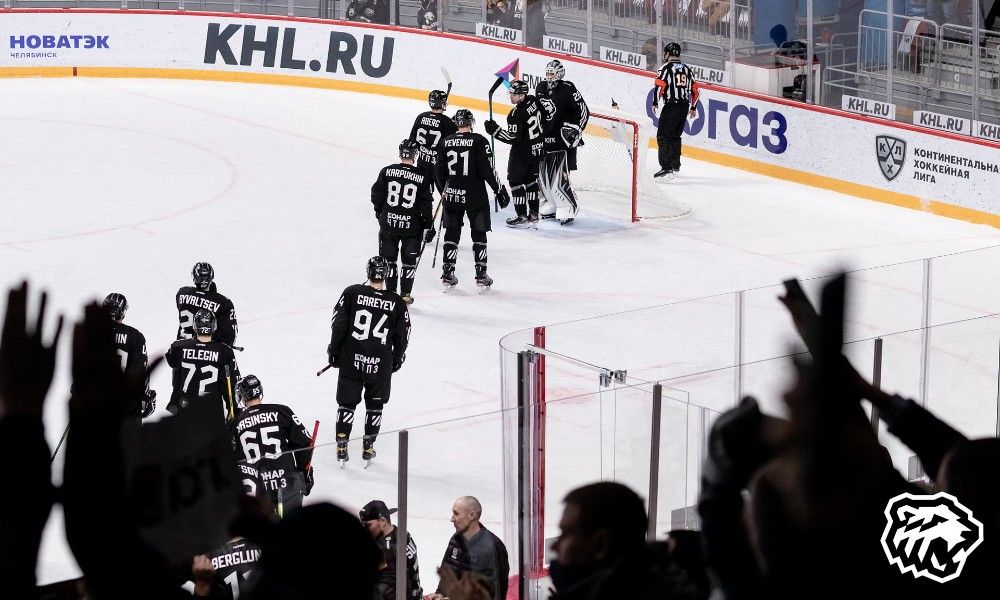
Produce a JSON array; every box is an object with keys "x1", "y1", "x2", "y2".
[{"x1": 652, "y1": 42, "x2": 699, "y2": 181}]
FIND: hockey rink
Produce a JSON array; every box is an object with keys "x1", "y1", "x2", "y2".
[{"x1": 4, "y1": 77, "x2": 1000, "y2": 586}]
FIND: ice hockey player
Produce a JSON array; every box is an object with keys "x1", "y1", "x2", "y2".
[
  {"x1": 535, "y1": 60, "x2": 590, "y2": 224},
  {"x1": 165, "y1": 308, "x2": 240, "y2": 421},
  {"x1": 328, "y1": 257, "x2": 411, "y2": 466},
  {"x1": 194, "y1": 536, "x2": 262, "y2": 599},
  {"x1": 232, "y1": 374, "x2": 315, "y2": 515},
  {"x1": 176, "y1": 262, "x2": 238, "y2": 347},
  {"x1": 409, "y1": 90, "x2": 457, "y2": 179},
  {"x1": 360, "y1": 499, "x2": 423, "y2": 599},
  {"x1": 104, "y1": 293, "x2": 156, "y2": 421},
  {"x1": 371, "y1": 139, "x2": 436, "y2": 304},
  {"x1": 435, "y1": 109, "x2": 510, "y2": 291},
  {"x1": 484, "y1": 79, "x2": 545, "y2": 228}
]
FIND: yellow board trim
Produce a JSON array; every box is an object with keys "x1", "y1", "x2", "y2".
[{"x1": 3, "y1": 65, "x2": 997, "y2": 228}]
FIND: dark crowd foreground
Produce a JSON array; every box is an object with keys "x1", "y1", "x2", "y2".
[{"x1": 2, "y1": 273, "x2": 999, "y2": 599}]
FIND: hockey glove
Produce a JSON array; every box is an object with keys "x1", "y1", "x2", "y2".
[
  {"x1": 140, "y1": 390, "x2": 157, "y2": 419},
  {"x1": 496, "y1": 186, "x2": 511, "y2": 209},
  {"x1": 327, "y1": 344, "x2": 340, "y2": 368},
  {"x1": 303, "y1": 466, "x2": 315, "y2": 496},
  {"x1": 560, "y1": 123, "x2": 583, "y2": 148},
  {"x1": 393, "y1": 353, "x2": 405, "y2": 373},
  {"x1": 483, "y1": 119, "x2": 500, "y2": 135},
  {"x1": 424, "y1": 227, "x2": 437, "y2": 244}
]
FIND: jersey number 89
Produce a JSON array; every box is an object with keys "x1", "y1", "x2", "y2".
[{"x1": 387, "y1": 181, "x2": 418, "y2": 209}]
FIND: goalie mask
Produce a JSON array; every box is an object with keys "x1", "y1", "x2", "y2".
[{"x1": 544, "y1": 60, "x2": 565, "y2": 90}]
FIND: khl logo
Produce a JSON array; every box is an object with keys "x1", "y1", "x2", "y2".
[
  {"x1": 876, "y1": 135, "x2": 906, "y2": 181},
  {"x1": 881, "y1": 491, "x2": 983, "y2": 583}
]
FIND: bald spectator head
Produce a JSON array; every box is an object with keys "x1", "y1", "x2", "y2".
[{"x1": 451, "y1": 496, "x2": 483, "y2": 538}]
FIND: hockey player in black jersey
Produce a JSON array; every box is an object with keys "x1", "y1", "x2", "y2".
[
  {"x1": 165, "y1": 308, "x2": 240, "y2": 421},
  {"x1": 372, "y1": 139, "x2": 436, "y2": 304},
  {"x1": 104, "y1": 293, "x2": 156, "y2": 420},
  {"x1": 435, "y1": 109, "x2": 510, "y2": 290},
  {"x1": 328, "y1": 257, "x2": 411, "y2": 466},
  {"x1": 409, "y1": 89, "x2": 457, "y2": 180},
  {"x1": 176, "y1": 261, "x2": 238, "y2": 347},
  {"x1": 484, "y1": 79, "x2": 545, "y2": 228},
  {"x1": 196, "y1": 536, "x2": 262, "y2": 599},
  {"x1": 233, "y1": 374, "x2": 315, "y2": 515},
  {"x1": 535, "y1": 60, "x2": 590, "y2": 224}
]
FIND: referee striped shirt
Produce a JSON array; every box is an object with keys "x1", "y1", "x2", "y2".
[{"x1": 654, "y1": 59, "x2": 700, "y2": 105}]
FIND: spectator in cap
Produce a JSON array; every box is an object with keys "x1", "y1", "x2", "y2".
[{"x1": 360, "y1": 500, "x2": 423, "y2": 599}]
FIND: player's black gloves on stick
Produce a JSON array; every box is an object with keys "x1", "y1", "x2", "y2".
[
  {"x1": 327, "y1": 344, "x2": 339, "y2": 368},
  {"x1": 483, "y1": 119, "x2": 500, "y2": 135},
  {"x1": 303, "y1": 466, "x2": 315, "y2": 496},
  {"x1": 393, "y1": 353, "x2": 405, "y2": 373},
  {"x1": 140, "y1": 390, "x2": 156, "y2": 419},
  {"x1": 496, "y1": 186, "x2": 511, "y2": 209},
  {"x1": 424, "y1": 227, "x2": 436, "y2": 244}
]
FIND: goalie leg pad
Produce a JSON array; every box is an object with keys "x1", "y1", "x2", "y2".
[{"x1": 539, "y1": 152, "x2": 577, "y2": 219}]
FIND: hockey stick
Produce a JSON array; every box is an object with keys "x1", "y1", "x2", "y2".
[
  {"x1": 224, "y1": 364, "x2": 235, "y2": 421},
  {"x1": 305, "y1": 420, "x2": 320, "y2": 470},
  {"x1": 487, "y1": 76, "x2": 504, "y2": 156},
  {"x1": 231, "y1": 345, "x2": 245, "y2": 352},
  {"x1": 441, "y1": 67, "x2": 452, "y2": 99},
  {"x1": 50, "y1": 423, "x2": 70, "y2": 463},
  {"x1": 487, "y1": 77, "x2": 505, "y2": 213},
  {"x1": 316, "y1": 364, "x2": 333, "y2": 377}
]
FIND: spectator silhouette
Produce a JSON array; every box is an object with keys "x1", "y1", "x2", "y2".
[{"x1": 549, "y1": 482, "x2": 704, "y2": 599}]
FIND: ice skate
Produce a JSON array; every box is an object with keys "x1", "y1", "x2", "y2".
[
  {"x1": 362, "y1": 436, "x2": 376, "y2": 469},
  {"x1": 337, "y1": 434, "x2": 348, "y2": 467},
  {"x1": 475, "y1": 266, "x2": 493, "y2": 293},
  {"x1": 441, "y1": 264, "x2": 457, "y2": 292}
]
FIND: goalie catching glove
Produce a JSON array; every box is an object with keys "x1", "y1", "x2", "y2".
[
  {"x1": 561, "y1": 123, "x2": 583, "y2": 148},
  {"x1": 495, "y1": 185, "x2": 511, "y2": 209}
]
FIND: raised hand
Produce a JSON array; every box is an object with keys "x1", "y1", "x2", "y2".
[{"x1": 0, "y1": 282, "x2": 63, "y2": 418}]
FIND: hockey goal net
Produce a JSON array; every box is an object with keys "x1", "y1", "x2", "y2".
[{"x1": 573, "y1": 111, "x2": 692, "y2": 222}]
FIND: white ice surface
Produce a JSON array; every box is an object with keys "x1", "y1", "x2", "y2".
[{"x1": 3, "y1": 77, "x2": 1000, "y2": 587}]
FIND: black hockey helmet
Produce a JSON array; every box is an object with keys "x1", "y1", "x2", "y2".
[
  {"x1": 428, "y1": 89, "x2": 448, "y2": 110},
  {"x1": 238, "y1": 374, "x2": 263, "y2": 402},
  {"x1": 192, "y1": 262, "x2": 214, "y2": 291},
  {"x1": 399, "y1": 139, "x2": 420, "y2": 160},
  {"x1": 509, "y1": 79, "x2": 529, "y2": 97},
  {"x1": 367, "y1": 256, "x2": 391, "y2": 282},
  {"x1": 103, "y1": 293, "x2": 128, "y2": 321},
  {"x1": 453, "y1": 109, "x2": 475, "y2": 128},
  {"x1": 193, "y1": 308, "x2": 217, "y2": 337},
  {"x1": 664, "y1": 42, "x2": 682, "y2": 57}
]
